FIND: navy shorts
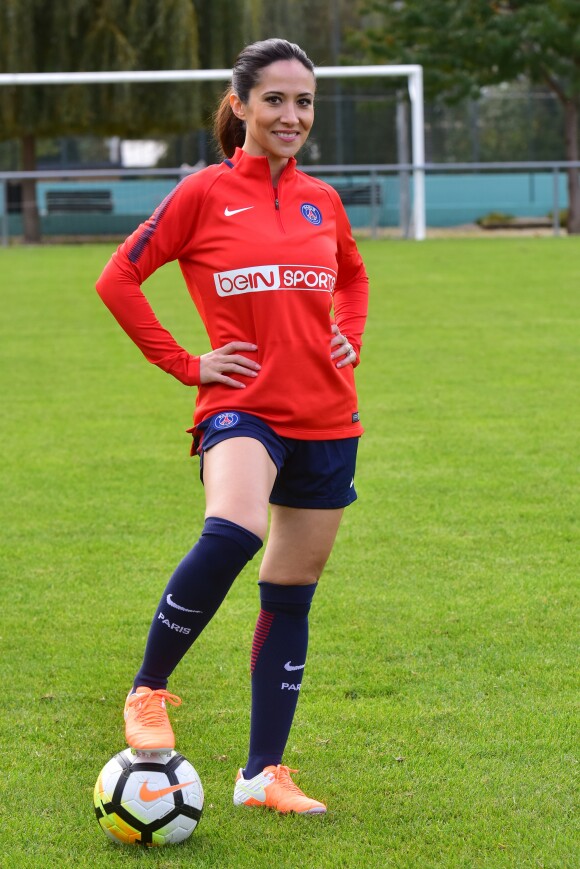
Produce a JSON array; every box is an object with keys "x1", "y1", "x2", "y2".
[{"x1": 192, "y1": 411, "x2": 359, "y2": 509}]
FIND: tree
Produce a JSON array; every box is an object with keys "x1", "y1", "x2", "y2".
[
  {"x1": 357, "y1": 0, "x2": 580, "y2": 233},
  {"x1": 0, "y1": 0, "x2": 199, "y2": 241}
]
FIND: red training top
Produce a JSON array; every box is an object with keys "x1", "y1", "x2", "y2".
[{"x1": 96, "y1": 148, "x2": 369, "y2": 440}]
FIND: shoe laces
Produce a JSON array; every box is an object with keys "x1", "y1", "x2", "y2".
[
  {"x1": 271, "y1": 765, "x2": 304, "y2": 795},
  {"x1": 127, "y1": 689, "x2": 181, "y2": 726}
]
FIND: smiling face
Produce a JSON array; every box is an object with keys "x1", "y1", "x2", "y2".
[{"x1": 230, "y1": 59, "x2": 316, "y2": 184}]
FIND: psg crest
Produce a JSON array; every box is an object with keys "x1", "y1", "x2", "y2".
[
  {"x1": 300, "y1": 203, "x2": 322, "y2": 225},
  {"x1": 213, "y1": 412, "x2": 240, "y2": 429}
]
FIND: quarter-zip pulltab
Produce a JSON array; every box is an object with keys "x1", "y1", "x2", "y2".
[{"x1": 273, "y1": 186, "x2": 285, "y2": 232}]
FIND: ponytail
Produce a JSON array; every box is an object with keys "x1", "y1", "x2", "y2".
[{"x1": 213, "y1": 88, "x2": 246, "y2": 158}]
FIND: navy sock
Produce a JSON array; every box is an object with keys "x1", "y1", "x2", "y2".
[
  {"x1": 244, "y1": 581, "x2": 317, "y2": 779},
  {"x1": 134, "y1": 517, "x2": 262, "y2": 690}
]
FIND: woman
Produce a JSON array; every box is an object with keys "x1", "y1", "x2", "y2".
[{"x1": 96, "y1": 38, "x2": 368, "y2": 815}]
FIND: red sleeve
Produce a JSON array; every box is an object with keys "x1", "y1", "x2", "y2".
[
  {"x1": 330, "y1": 191, "x2": 369, "y2": 366},
  {"x1": 95, "y1": 177, "x2": 202, "y2": 386}
]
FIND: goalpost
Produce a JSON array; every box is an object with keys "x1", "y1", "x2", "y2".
[{"x1": 0, "y1": 65, "x2": 426, "y2": 239}]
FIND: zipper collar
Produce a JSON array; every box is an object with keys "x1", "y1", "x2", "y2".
[{"x1": 227, "y1": 147, "x2": 297, "y2": 183}]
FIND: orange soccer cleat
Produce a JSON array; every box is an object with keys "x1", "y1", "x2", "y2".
[
  {"x1": 233, "y1": 764, "x2": 327, "y2": 814},
  {"x1": 123, "y1": 687, "x2": 181, "y2": 752}
]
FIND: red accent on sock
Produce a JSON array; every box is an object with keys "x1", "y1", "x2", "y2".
[{"x1": 250, "y1": 609, "x2": 275, "y2": 674}]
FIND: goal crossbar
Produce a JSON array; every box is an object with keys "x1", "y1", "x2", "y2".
[{"x1": 0, "y1": 65, "x2": 426, "y2": 239}]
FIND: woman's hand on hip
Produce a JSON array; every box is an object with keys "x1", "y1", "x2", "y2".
[
  {"x1": 330, "y1": 324, "x2": 356, "y2": 368},
  {"x1": 200, "y1": 342, "x2": 261, "y2": 388}
]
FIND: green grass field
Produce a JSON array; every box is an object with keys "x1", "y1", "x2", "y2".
[{"x1": 1, "y1": 237, "x2": 578, "y2": 868}]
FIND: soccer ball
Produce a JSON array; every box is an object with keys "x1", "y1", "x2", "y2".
[{"x1": 94, "y1": 749, "x2": 203, "y2": 847}]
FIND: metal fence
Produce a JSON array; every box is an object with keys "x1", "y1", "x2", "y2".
[{"x1": 1, "y1": 160, "x2": 578, "y2": 246}]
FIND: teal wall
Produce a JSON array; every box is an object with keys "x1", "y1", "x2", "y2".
[
  {"x1": 421, "y1": 172, "x2": 566, "y2": 227},
  {"x1": 325, "y1": 172, "x2": 567, "y2": 228},
  {"x1": 1, "y1": 172, "x2": 569, "y2": 234}
]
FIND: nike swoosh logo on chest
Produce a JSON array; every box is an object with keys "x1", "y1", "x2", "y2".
[{"x1": 224, "y1": 206, "x2": 255, "y2": 217}]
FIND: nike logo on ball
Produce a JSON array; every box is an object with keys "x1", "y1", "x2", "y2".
[
  {"x1": 284, "y1": 661, "x2": 306, "y2": 672},
  {"x1": 224, "y1": 205, "x2": 255, "y2": 216},
  {"x1": 139, "y1": 780, "x2": 195, "y2": 802},
  {"x1": 166, "y1": 594, "x2": 202, "y2": 613}
]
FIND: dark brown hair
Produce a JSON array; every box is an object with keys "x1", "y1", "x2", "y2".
[{"x1": 213, "y1": 38, "x2": 315, "y2": 158}]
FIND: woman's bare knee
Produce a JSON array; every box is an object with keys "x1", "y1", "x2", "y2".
[{"x1": 259, "y1": 506, "x2": 343, "y2": 583}]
